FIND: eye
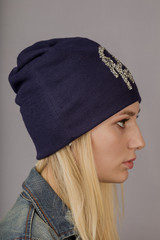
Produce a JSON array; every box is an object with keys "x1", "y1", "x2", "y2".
[{"x1": 117, "y1": 118, "x2": 129, "y2": 128}]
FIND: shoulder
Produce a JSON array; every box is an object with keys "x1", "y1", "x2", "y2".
[
  {"x1": 0, "y1": 193, "x2": 30, "y2": 239},
  {"x1": 0, "y1": 193, "x2": 58, "y2": 240}
]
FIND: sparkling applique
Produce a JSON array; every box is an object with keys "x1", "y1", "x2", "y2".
[{"x1": 98, "y1": 46, "x2": 135, "y2": 90}]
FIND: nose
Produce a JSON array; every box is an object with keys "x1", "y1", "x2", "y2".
[{"x1": 128, "y1": 125, "x2": 146, "y2": 150}]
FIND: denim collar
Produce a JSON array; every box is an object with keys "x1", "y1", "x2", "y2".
[{"x1": 22, "y1": 167, "x2": 76, "y2": 239}]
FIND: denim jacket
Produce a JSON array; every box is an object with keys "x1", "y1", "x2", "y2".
[{"x1": 0, "y1": 167, "x2": 78, "y2": 240}]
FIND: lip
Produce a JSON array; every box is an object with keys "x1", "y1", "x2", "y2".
[
  {"x1": 123, "y1": 158, "x2": 136, "y2": 169},
  {"x1": 127, "y1": 158, "x2": 136, "y2": 162}
]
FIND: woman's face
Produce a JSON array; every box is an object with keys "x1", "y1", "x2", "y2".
[{"x1": 91, "y1": 101, "x2": 145, "y2": 183}]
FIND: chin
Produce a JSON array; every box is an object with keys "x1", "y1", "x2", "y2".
[
  {"x1": 116, "y1": 171, "x2": 129, "y2": 183},
  {"x1": 100, "y1": 171, "x2": 129, "y2": 183}
]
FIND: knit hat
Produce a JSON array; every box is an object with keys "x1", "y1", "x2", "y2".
[{"x1": 9, "y1": 37, "x2": 141, "y2": 160}]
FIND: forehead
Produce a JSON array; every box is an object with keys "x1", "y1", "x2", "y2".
[
  {"x1": 103, "y1": 102, "x2": 140, "y2": 124},
  {"x1": 116, "y1": 101, "x2": 140, "y2": 115},
  {"x1": 93, "y1": 102, "x2": 140, "y2": 129},
  {"x1": 113, "y1": 101, "x2": 140, "y2": 118}
]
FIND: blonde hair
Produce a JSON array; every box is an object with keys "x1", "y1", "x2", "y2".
[{"x1": 36, "y1": 130, "x2": 124, "y2": 240}]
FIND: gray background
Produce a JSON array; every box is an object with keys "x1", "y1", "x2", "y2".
[{"x1": 0, "y1": 0, "x2": 160, "y2": 239}]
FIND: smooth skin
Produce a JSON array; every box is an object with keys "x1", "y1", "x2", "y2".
[
  {"x1": 90, "y1": 101, "x2": 145, "y2": 183},
  {"x1": 42, "y1": 101, "x2": 145, "y2": 190}
]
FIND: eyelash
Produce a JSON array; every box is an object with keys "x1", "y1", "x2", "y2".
[
  {"x1": 117, "y1": 115, "x2": 139, "y2": 128},
  {"x1": 117, "y1": 119, "x2": 129, "y2": 128}
]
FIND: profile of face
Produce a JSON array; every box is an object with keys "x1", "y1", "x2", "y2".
[{"x1": 91, "y1": 101, "x2": 145, "y2": 183}]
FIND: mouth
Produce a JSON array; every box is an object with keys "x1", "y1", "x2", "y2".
[{"x1": 123, "y1": 158, "x2": 136, "y2": 169}]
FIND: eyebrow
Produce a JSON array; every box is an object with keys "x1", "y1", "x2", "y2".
[{"x1": 119, "y1": 108, "x2": 141, "y2": 117}]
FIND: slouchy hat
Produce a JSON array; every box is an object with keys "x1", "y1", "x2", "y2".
[{"x1": 9, "y1": 37, "x2": 141, "y2": 160}]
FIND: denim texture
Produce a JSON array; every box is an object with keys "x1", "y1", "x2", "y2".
[{"x1": 0, "y1": 167, "x2": 77, "y2": 240}]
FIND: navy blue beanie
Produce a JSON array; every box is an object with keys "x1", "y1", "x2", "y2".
[{"x1": 9, "y1": 37, "x2": 141, "y2": 160}]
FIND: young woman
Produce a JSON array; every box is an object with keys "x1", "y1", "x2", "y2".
[{"x1": 0, "y1": 37, "x2": 145, "y2": 240}]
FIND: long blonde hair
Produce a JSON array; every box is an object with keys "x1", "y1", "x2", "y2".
[{"x1": 36, "y1": 130, "x2": 124, "y2": 240}]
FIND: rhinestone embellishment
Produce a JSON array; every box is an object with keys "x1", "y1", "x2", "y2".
[{"x1": 98, "y1": 46, "x2": 135, "y2": 90}]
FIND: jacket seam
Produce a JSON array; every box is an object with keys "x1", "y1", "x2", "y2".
[
  {"x1": 13, "y1": 238, "x2": 41, "y2": 240},
  {"x1": 23, "y1": 183, "x2": 74, "y2": 238},
  {"x1": 25, "y1": 206, "x2": 32, "y2": 238},
  {"x1": 20, "y1": 192, "x2": 32, "y2": 202},
  {"x1": 24, "y1": 204, "x2": 35, "y2": 239},
  {"x1": 23, "y1": 189, "x2": 47, "y2": 225},
  {"x1": 23, "y1": 184, "x2": 60, "y2": 237}
]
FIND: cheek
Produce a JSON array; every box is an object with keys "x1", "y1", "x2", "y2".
[
  {"x1": 91, "y1": 127, "x2": 128, "y2": 183},
  {"x1": 91, "y1": 128, "x2": 122, "y2": 161}
]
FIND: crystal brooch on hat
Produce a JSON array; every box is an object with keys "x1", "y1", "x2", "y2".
[{"x1": 98, "y1": 46, "x2": 135, "y2": 90}]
